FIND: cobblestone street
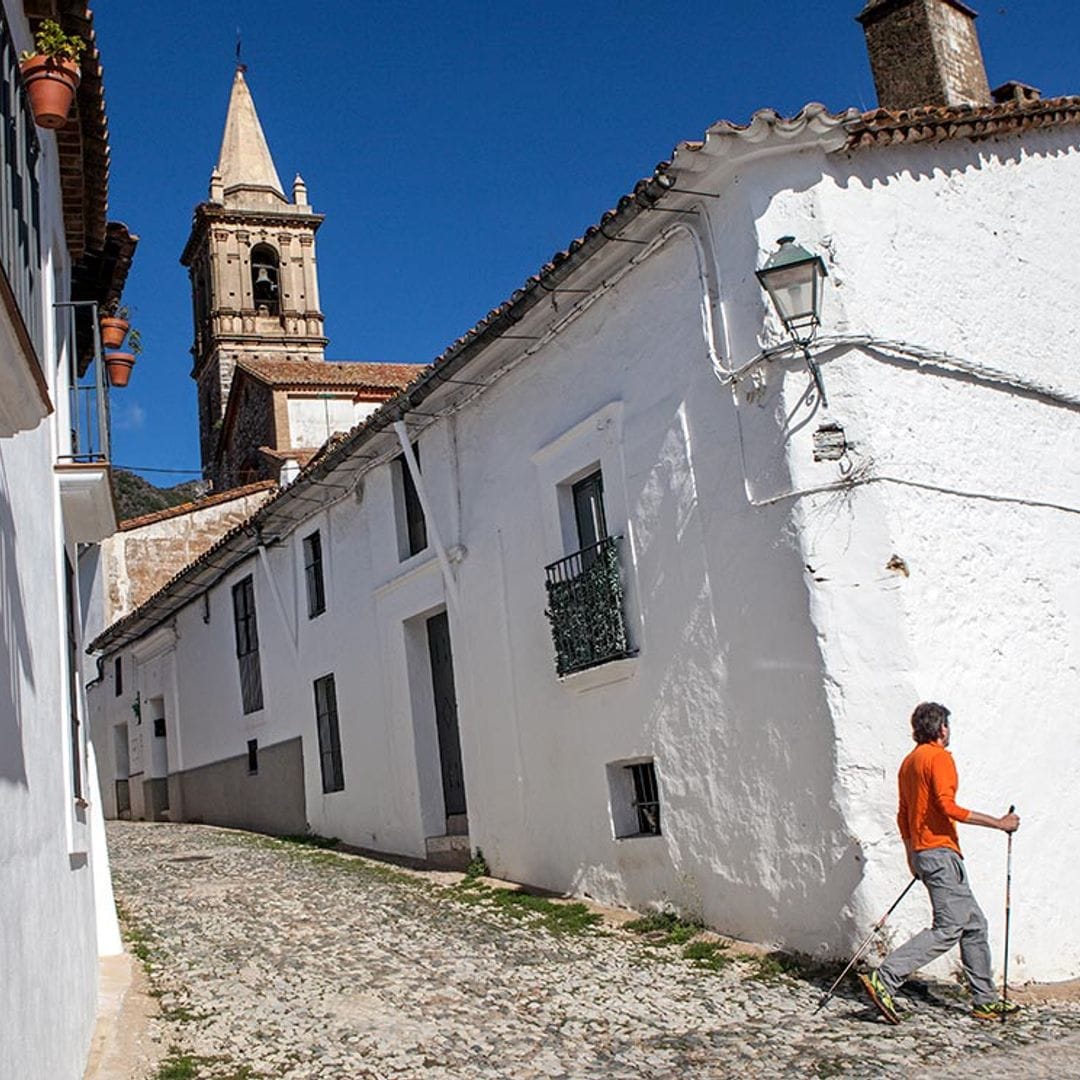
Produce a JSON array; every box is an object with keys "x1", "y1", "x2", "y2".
[{"x1": 107, "y1": 822, "x2": 1080, "y2": 1079}]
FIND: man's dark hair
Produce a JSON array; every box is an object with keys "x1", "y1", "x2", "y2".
[{"x1": 911, "y1": 701, "x2": 950, "y2": 744}]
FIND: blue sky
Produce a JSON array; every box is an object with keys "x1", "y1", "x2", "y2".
[{"x1": 92, "y1": 1, "x2": 1072, "y2": 482}]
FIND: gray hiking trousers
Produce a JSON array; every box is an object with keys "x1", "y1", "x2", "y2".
[{"x1": 877, "y1": 847, "x2": 997, "y2": 1004}]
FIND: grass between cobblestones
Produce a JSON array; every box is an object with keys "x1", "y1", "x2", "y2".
[
  {"x1": 450, "y1": 875, "x2": 604, "y2": 934},
  {"x1": 232, "y1": 829, "x2": 607, "y2": 936},
  {"x1": 625, "y1": 911, "x2": 734, "y2": 972},
  {"x1": 153, "y1": 1050, "x2": 262, "y2": 1080}
]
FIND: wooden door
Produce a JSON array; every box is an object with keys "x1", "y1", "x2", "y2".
[{"x1": 426, "y1": 611, "x2": 466, "y2": 818}]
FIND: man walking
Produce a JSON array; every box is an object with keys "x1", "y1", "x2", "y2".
[{"x1": 860, "y1": 701, "x2": 1020, "y2": 1023}]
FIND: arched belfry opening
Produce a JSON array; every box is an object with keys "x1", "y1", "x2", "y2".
[{"x1": 251, "y1": 244, "x2": 280, "y2": 315}]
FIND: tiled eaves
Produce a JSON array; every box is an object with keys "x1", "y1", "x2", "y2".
[
  {"x1": 845, "y1": 95, "x2": 1080, "y2": 148},
  {"x1": 235, "y1": 357, "x2": 422, "y2": 393},
  {"x1": 90, "y1": 96, "x2": 1080, "y2": 654},
  {"x1": 49, "y1": 2, "x2": 110, "y2": 259},
  {"x1": 258, "y1": 446, "x2": 319, "y2": 466},
  {"x1": 118, "y1": 479, "x2": 277, "y2": 532}
]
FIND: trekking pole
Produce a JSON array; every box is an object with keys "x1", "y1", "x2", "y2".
[
  {"x1": 815, "y1": 877, "x2": 917, "y2": 1012},
  {"x1": 1002, "y1": 804, "x2": 1015, "y2": 1021}
]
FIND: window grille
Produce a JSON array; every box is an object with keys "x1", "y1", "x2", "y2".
[
  {"x1": 303, "y1": 530, "x2": 326, "y2": 618},
  {"x1": 314, "y1": 674, "x2": 344, "y2": 793},
  {"x1": 231, "y1": 576, "x2": 263, "y2": 714},
  {"x1": 627, "y1": 762, "x2": 661, "y2": 836}
]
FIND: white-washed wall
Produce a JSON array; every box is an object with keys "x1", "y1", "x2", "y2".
[
  {"x1": 0, "y1": 7, "x2": 112, "y2": 1069},
  {"x1": 434, "y1": 228, "x2": 852, "y2": 948},
  {"x1": 746, "y1": 128, "x2": 1080, "y2": 979}
]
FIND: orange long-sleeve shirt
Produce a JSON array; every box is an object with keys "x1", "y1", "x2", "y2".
[{"x1": 897, "y1": 742, "x2": 971, "y2": 855}]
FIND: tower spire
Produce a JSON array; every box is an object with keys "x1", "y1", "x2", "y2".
[{"x1": 215, "y1": 67, "x2": 285, "y2": 206}]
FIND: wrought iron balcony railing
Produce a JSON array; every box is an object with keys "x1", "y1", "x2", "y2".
[{"x1": 544, "y1": 535, "x2": 633, "y2": 677}]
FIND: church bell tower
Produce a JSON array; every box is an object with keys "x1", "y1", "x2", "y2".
[{"x1": 181, "y1": 66, "x2": 328, "y2": 483}]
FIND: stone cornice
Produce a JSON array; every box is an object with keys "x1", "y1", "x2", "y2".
[{"x1": 181, "y1": 203, "x2": 324, "y2": 265}]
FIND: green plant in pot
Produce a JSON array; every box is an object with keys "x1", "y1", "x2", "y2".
[
  {"x1": 100, "y1": 303, "x2": 130, "y2": 350},
  {"x1": 105, "y1": 328, "x2": 141, "y2": 389},
  {"x1": 19, "y1": 19, "x2": 85, "y2": 130}
]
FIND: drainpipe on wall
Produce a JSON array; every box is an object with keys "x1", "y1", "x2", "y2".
[{"x1": 393, "y1": 420, "x2": 461, "y2": 612}]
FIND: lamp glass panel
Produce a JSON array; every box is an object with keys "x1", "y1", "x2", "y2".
[{"x1": 763, "y1": 264, "x2": 816, "y2": 325}]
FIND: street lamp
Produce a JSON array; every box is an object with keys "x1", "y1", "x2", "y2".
[{"x1": 756, "y1": 236, "x2": 830, "y2": 405}]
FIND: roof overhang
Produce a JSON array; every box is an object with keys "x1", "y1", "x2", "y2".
[
  {"x1": 24, "y1": 1, "x2": 111, "y2": 259},
  {"x1": 56, "y1": 462, "x2": 117, "y2": 543}
]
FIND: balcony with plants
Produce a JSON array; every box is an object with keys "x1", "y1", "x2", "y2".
[{"x1": 544, "y1": 535, "x2": 634, "y2": 677}]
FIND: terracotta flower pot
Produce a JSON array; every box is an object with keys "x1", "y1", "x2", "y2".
[
  {"x1": 19, "y1": 54, "x2": 80, "y2": 130},
  {"x1": 105, "y1": 352, "x2": 135, "y2": 388},
  {"x1": 100, "y1": 317, "x2": 129, "y2": 350}
]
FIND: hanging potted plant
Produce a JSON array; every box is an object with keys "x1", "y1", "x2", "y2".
[
  {"x1": 100, "y1": 304, "x2": 130, "y2": 350},
  {"x1": 19, "y1": 19, "x2": 84, "y2": 130},
  {"x1": 105, "y1": 328, "x2": 141, "y2": 389}
]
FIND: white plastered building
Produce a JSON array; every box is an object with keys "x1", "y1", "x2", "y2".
[
  {"x1": 0, "y1": 2, "x2": 136, "y2": 1076},
  {"x1": 91, "y1": 0, "x2": 1079, "y2": 983}
]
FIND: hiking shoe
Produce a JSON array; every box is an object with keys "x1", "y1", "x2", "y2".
[
  {"x1": 858, "y1": 970, "x2": 901, "y2": 1025},
  {"x1": 972, "y1": 999, "x2": 1021, "y2": 1021}
]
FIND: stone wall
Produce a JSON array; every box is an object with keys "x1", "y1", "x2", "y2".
[
  {"x1": 221, "y1": 379, "x2": 278, "y2": 487},
  {"x1": 101, "y1": 483, "x2": 276, "y2": 624},
  {"x1": 860, "y1": 0, "x2": 991, "y2": 110}
]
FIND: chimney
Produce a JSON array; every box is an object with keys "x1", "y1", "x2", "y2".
[{"x1": 857, "y1": 0, "x2": 992, "y2": 110}]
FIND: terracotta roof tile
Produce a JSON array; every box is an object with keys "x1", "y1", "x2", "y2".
[
  {"x1": 257, "y1": 446, "x2": 319, "y2": 466},
  {"x1": 235, "y1": 358, "x2": 424, "y2": 392},
  {"x1": 118, "y1": 479, "x2": 277, "y2": 531},
  {"x1": 845, "y1": 96, "x2": 1080, "y2": 148}
]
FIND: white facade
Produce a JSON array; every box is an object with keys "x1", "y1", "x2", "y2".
[
  {"x1": 0, "y1": 3, "x2": 124, "y2": 1077},
  {"x1": 93, "y1": 110, "x2": 1080, "y2": 984},
  {"x1": 286, "y1": 394, "x2": 382, "y2": 449}
]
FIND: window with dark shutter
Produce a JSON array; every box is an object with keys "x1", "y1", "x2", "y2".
[
  {"x1": 398, "y1": 446, "x2": 427, "y2": 558},
  {"x1": 572, "y1": 469, "x2": 608, "y2": 550},
  {"x1": 303, "y1": 530, "x2": 326, "y2": 618},
  {"x1": 313, "y1": 674, "x2": 344, "y2": 794},
  {"x1": 231, "y1": 576, "x2": 263, "y2": 714}
]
